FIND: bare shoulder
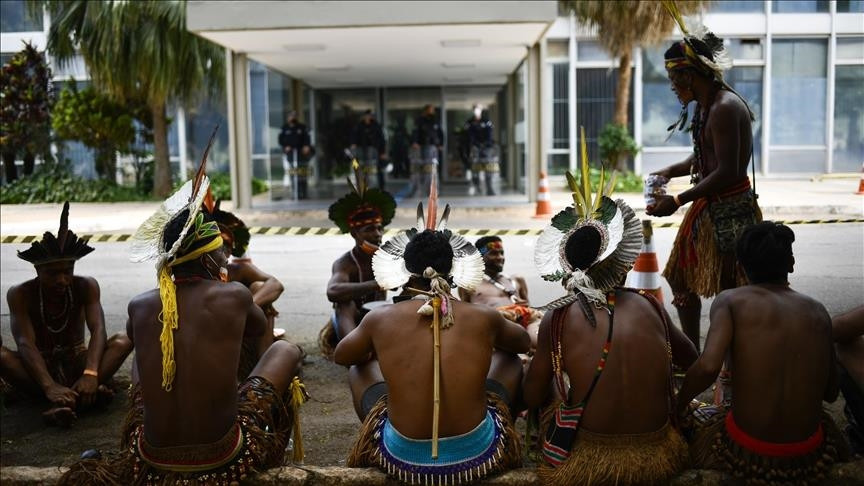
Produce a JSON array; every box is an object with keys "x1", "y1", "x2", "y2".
[
  {"x1": 128, "y1": 289, "x2": 159, "y2": 316},
  {"x1": 210, "y1": 281, "x2": 253, "y2": 303},
  {"x1": 332, "y1": 252, "x2": 353, "y2": 270},
  {"x1": 6, "y1": 280, "x2": 32, "y2": 302},
  {"x1": 73, "y1": 275, "x2": 100, "y2": 293},
  {"x1": 713, "y1": 91, "x2": 749, "y2": 120}
]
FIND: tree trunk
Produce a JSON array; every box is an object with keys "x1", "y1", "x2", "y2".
[
  {"x1": 2, "y1": 152, "x2": 18, "y2": 182},
  {"x1": 22, "y1": 152, "x2": 35, "y2": 175},
  {"x1": 95, "y1": 147, "x2": 117, "y2": 184},
  {"x1": 614, "y1": 50, "x2": 633, "y2": 127},
  {"x1": 151, "y1": 101, "x2": 172, "y2": 197}
]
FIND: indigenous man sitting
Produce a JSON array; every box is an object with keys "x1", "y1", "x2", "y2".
[
  {"x1": 209, "y1": 200, "x2": 287, "y2": 378},
  {"x1": 523, "y1": 160, "x2": 698, "y2": 486},
  {"x1": 319, "y1": 164, "x2": 396, "y2": 360},
  {"x1": 833, "y1": 305, "x2": 864, "y2": 455},
  {"x1": 676, "y1": 222, "x2": 850, "y2": 484},
  {"x1": 336, "y1": 201, "x2": 529, "y2": 485},
  {"x1": 459, "y1": 235, "x2": 542, "y2": 348},
  {"x1": 59, "y1": 174, "x2": 307, "y2": 485},
  {"x1": 0, "y1": 202, "x2": 132, "y2": 427}
]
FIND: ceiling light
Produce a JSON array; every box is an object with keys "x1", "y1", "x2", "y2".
[
  {"x1": 441, "y1": 39, "x2": 482, "y2": 48},
  {"x1": 282, "y1": 43, "x2": 326, "y2": 52},
  {"x1": 315, "y1": 65, "x2": 350, "y2": 72},
  {"x1": 442, "y1": 62, "x2": 476, "y2": 69}
]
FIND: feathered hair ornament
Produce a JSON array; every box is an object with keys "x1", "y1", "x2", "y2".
[
  {"x1": 129, "y1": 125, "x2": 223, "y2": 392},
  {"x1": 209, "y1": 200, "x2": 251, "y2": 258},
  {"x1": 534, "y1": 128, "x2": 641, "y2": 314},
  {"x1": 17, "y1": 202, "x2": 94, "y2": 266},
  {"x1": 328, "y1": 155, "x2": 396, "y2": 234},
  {"x1": 661, "y1": 0, "x2": 754, "y2": 136}
]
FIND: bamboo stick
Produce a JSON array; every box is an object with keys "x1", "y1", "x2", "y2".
[{"x1": 431, "y1": 296, "x2": 442, "y2": 459}]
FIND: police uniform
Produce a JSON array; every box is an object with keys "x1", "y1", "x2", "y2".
[{"x1": 278, "y1": 121, "x2": 312, "y2": 199}]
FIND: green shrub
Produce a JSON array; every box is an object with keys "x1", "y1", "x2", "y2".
[
  {"x1": 0, "y1": 164, "x2": 153, "y2": 204},
  {"x1": 560, "y1": 167, "x2": 642, "y2": 194},
  {"x1": 598, "y1": 123, "x2": 640, "y2": 171}
]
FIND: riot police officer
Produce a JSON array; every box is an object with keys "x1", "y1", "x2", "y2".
[
  {"x1": 278, "y1": 110, "x2": 313, "y2": 200},
  {"x1": 350, "y1": 110, "x2": 389, "y2": 189},
  {"x1": 462, "y1": 104, "x2": 498, "y2": 195},
  {"x1": 409, "y1": 104, "x2": 444, "y2": 197}
]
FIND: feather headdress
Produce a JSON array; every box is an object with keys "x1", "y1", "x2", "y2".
[
  {"x1": 17, "y1": 202, "x2": 94, "y2": 266},
  {"x1": 534, "y1": 128, "x2": 641, "y2": 313},
  {"x1": 209, "y1": 200, "x2": 250, "y2": 258},
  {"x1": 662, "y1": 0, "x2": 754, "y2": 135},
  {"x1": 328, "y1": 155, "x2": 396, "y2": 234}
]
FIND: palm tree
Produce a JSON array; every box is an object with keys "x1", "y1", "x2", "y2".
[
  {"x1": 44, "y1": 0, "x2": 224, "y2": 196},
  {"x1": 560, "y1": 1, "x2": 709, "y2": 127}
]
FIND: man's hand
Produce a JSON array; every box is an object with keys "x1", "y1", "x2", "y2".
[
  {"x1": 651, "y1": 168, "x2": 672, "y2": 180},
  {"x1": 72, "y1": 374, "x2": 99, "y2": 407},
  {"x1": 283, "y1": 146, "x2": 293, "y2": 154},
  {"x1": 301, "y1": 146, "x2": 311, "y2": 156},
  {"x1": 646, "y1": 194, "x2": 679, "y2": 217},
  {"x1": 44, "y1": 382, "x2": 78, "y2": 409},
  {"x1": 411, "y1": 143, "x2": 420, "y2": 150}
]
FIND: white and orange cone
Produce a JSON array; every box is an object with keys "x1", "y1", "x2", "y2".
[
  {"x1": 625, "y1": 220, "x2": 664, "y2": 302},
  {"x1": 533, "y1": 171, "x2": 552, "y2": 218}
]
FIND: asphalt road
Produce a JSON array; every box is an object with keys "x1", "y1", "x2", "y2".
[{"x1": 1, "y1": 223, "x2": 862, "y2": 358}]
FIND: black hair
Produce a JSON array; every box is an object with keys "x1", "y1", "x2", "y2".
[
  {"x1": 475, "y1": 235, "x2": 502, "y2": 251},
  {"x1": 736, "y1": 222, "x2": 795, "y2": 284},
  {"x1": 404, "y1": 230, "x2": 453, "y2": 276},
  {"x1": 163, "y1": 208, "x2": 218, "y2": 260},
  {"x1": 564, "y1": 226, "x2": 602, "y2": 271}
]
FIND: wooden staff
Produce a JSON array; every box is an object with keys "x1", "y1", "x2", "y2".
[{"x1": 431, "y1": 296, "x2": 442, "y2": 459}]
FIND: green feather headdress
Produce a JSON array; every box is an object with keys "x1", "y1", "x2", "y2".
[
  {"x1": 328, "y1": 159, "x2": 396, "y2": 233},
  {"x1": 534, "y1": 128, "x2": 641, "y2": 311}
]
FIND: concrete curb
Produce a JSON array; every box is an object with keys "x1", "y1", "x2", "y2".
[
  {"x1": 2, "y1": 461, "x2": 863, "y2": 485},
  {"x1": 2, "y1": 218, "x2": 862, "y2": 244}
]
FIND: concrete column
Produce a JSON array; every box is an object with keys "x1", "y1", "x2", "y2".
[
  {"x1": 506, "y1": 72, "x2": 517, "y2": 190},
  {"x1": 226, "y1": 49, "x2": 252, "y2": 209},
  {"x1": 291, "y1": 78, "x2": 304, "y2": 120},
  {"x1": 525, "y1": 41, "x2": 546, "y2": 202},
  {"x1": 176, "y1": 106, "x2": 188, "y2": 178}
]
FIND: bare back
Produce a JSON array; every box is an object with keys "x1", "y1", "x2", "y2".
[
  {"x1": 722, "y1": 285, "x2": 833, "y2": 442},
  {"x1": 363, "y1": 300, "x2": 510, "y2": 438},
  {"x1": 700, "y1": 89, "x2": 752, "y2": 180},
  {"x1": 128, "y1": 281, "x2": 256, "y2": 447},
  {"x1": 561, "y1": 291, "x2": 672, "y2": 434}
]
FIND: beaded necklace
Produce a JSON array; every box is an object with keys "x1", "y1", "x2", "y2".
[
  {"x1": 39, "y1": 285, "x2": 74, "y2": 334},
  {"x1": 483, "y1": 273, "x2": 518, "y2": 303}
]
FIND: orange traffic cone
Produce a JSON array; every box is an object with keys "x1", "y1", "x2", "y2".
[
  {"x1": 625, "y1": 220, "x2": 664, "y2": 302},
  {"x1": 533, "y1": 171, "x2": 552, "y2": 218},
  {"x1": 856, "y1": 163, "x2": 864, "y2": 195}
]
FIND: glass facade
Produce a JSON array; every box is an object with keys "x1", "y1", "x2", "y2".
[
  {"x1": 837, "y1": 0, "x2": 864, "y2": 12},
  {"x1": 576, "y1": 68, "x2": 634, "y2": 168},
  {"x1": 709, "y1": 1, "x2": 765, "y2": 13},
  {"x1": 0, "y1": 0, "x2": 42, "y2": 33},
  {"x1": 772, "y1": 1, "x2": 829, "y2": 13},
  {"x1": 770, "y1": 39, "x2": 827, "y2": 146},
  {"x1": 833, "y1": 65, "x2": 864, "y2": 172}
]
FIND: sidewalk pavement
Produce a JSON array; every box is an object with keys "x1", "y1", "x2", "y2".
[{"x1": 1, "y1": 177, "x2": 861, "y2": 236}]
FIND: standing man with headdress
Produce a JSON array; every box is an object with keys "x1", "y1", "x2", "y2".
[
  {"x1": 60, "y1": 158, "x2": 308, "y2": 485},
  {"x1": 336, "y1": 188, "x2": 528, "y2": 485},
  {"x1": 523, "y1": 134, "x2": 698, "y2": 486},
  {"x1": 460, "y1": 236, "x2": 542, "y2": 349},
  {"x1": 1, "y1": 202, "x2": 132, "y2": 427},
  {"x1": 646, "y1": 4, "x2": 761, "y2": 352},
  {"x1": 208, "y1": 200, "x2": 286, "y2": 379},
  {"x1": 319, "y1": 162, "x2": 397, "y2": 360}
]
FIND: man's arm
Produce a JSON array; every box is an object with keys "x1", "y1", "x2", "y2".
[
  {"x1": 73, "y1": 277, "x2": 107, "y2": 407},
  {"x1": 7, "y1": 285, "x2": 77, "y2": 407},
  {"x1": 326, "y1": 257, "x2": 380, "y2": 303},
  {"x1": 232, "y1": 262, "x2": 284, "y2": 308},
  {"x1": 491, "y1": 308, "x2": 530, "y2": 354},
  {"x1": 334, "y1": 314, "x2": 375, "y2": 366},
  {"x1": 514, "y1": 276, "x2": 529, "y2": 304},
  {"x1": 651, "y1": 154, "x2": 694, "y2": 180},
  {"x1": 675, "y1": 292, "x2": 734, "y2": 417},
  {"x1": 239, "y1": 283, "x2": 267, "y2": 339},
  {"x1": 522, "y1": 312, "x2": 554, "y2": 408}
]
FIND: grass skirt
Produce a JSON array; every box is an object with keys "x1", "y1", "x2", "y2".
[
  {"x1": 347, "y1": 392, "x2": 522, "y2": 484},
  {"x1": 664, "y1": 187, "x2": 760, "y2": 299},
  {"x1": 690, "y1": 409, "x2": 850, "y2": 485},
  {"x1": 58, "y1": 376, "x2": 295, "y2": 485},
  {"x1": 536, "y1": 401, "x2": 688, "y2": 486}
]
